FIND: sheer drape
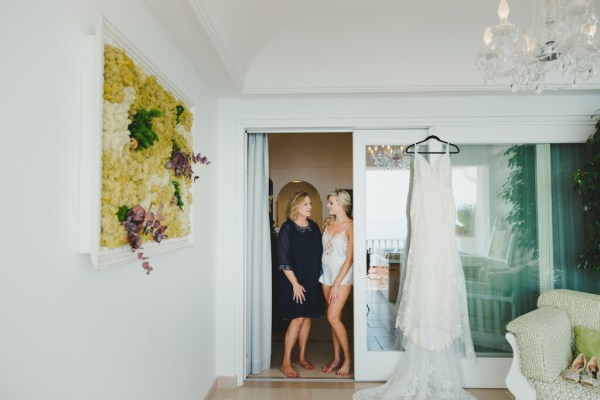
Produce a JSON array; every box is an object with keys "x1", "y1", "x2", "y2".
[{"x1": 246, "y1": 133, "x2": 272, "y2": 374}]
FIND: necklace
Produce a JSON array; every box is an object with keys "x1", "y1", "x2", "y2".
[{"x1": 293, "y1": 220, "x2": 311, "y2": 232}]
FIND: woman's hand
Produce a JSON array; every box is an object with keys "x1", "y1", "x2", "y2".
[
  {"x1": 329, "y1": 284, "x2": 341, "y2": 304},
  {"x1": 292, "y1": 283, "x2": 306, "y2": 304},
  {"x1": 282, "y1": 270, "x2": 305, "y2": 303}
]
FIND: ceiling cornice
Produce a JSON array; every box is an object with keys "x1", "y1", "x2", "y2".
[{"x1": 188, "y1": 0, "x2": 245, "y2": 92}]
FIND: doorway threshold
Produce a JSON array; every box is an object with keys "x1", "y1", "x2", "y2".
[{"x1": 246, "y1": 376, "x2": 355, "y2": 383}]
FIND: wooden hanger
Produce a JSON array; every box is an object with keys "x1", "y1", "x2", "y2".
[{"x1": 405, "y1": 135, "x2": 460, "y2": 154}]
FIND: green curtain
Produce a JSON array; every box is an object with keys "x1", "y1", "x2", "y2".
[{"x1": 551, "y1": 144, "x2": 599, "y2": 294}]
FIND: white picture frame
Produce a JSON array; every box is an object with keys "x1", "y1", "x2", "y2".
[{"x1": 78, "y1": 16, "x2": 195, "y2": 270}]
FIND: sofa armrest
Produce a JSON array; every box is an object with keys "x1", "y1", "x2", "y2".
[
  {"x1": 506, "y1": 306, "x2": 572, "y2": 382},
  {"x1": 505, "y1": 332, "x2": 536, "y2": 400}
]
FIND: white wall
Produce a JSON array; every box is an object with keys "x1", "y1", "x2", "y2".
[
  {"x1": 215, "y1": 93, "x2": 599, "y2": 381},
  {"x1": 0, "y1": 1, "x2": 218, "y2": 399}
]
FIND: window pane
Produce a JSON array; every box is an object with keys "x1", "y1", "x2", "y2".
[
  {"x1": 551, "y1": 143, "x2": 600, "y2": 294},
  {"x1": 456, "y1": 144, "x2": 539, "y2": 355},
  {"x1": 365, "y1": 167, "x2": 411, "y2": 351},
  {"x1": 365, "y1": 142, "x2": 598, "y2": 356}
]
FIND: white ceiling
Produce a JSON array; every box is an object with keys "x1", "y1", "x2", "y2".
[{"x1": 144, "y1": 0, "x2": 600, "y2": 96}]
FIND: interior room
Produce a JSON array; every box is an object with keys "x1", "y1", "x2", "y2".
[
  {"x1": 2, "y1": 1, "x2": 600, "y2": 400},
  {"x1": 246, "y1": 132, "x2": 354, "y2": 380}
]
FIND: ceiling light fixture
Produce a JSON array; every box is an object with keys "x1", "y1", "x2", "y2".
[
  {"x1": 367, "y1": 145, "x2": 411, "y2": 170},
  {"x1": 477, "y1": 0, "x2": 600, "y2": 93}
]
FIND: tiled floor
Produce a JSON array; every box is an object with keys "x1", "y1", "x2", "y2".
[
  {"x1": 366, "y1": 287, "x2": 402, "y2": 351},
  {"x1": 210, "y1": 381, "x2": 516, "y2": 399},
  {"x1": 248, "y1": 341, "x2": 354, "y2": 379}
]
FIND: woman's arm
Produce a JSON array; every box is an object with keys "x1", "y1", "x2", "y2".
[{"x1": 277, "y1": 222, "x2": 306, "y2": 303}]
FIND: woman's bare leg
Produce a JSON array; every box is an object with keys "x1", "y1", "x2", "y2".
[
  {"x1": 321, "y1": 285, "x2": 341, "y2": 373},
  {"x1": 327, "y1": 285, "x2": 353, "y2": 376},
  {"x1": 296, "y1": 318, "x2": 314, "y2": 370},
  {"x1": 280, "y1": 317, "x2": 304, "y2": 378}
]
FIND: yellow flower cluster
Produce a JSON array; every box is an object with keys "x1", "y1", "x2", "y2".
[
  {"x1": 100, "y1": 44, "x2": 194, "y2": 249},
  {"x1": 103, "y1": 45, "x2": 135, "y2": 104}
]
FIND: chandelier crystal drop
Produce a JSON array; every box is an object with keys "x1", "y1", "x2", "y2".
[
  {"x1": 367, "y1": 145, "x2": 411, "y2": 170},
  {"x1": 476, "y1": 0, "x2": 600, "y2": 93}
]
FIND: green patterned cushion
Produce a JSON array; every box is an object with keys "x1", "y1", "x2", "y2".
[
  {"x1": 507, "y1": 306, "x2": 572, "y2": 382},
  {"x1": 575, "y1": 326, "x2": 600, "y2": 361}
]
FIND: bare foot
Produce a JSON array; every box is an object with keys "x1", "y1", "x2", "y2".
[
  {"x1": 297, "y1": 358, "x2": 315, "y2": 371},
  {"x1": 336, "y1": 362, "x2": 351, "y2": 376},
  {"x1": 280, "y1": 364, "x2": 300, "y2": 378},
  {"x1": 321, "y1": 360, "x2": 340, "y2": 374}
]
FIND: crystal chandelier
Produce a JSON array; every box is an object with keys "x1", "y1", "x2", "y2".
[
  {"x1": 367, "y1": 145, "x2": 411, "y2": 170},
  {"x1": 477, "y1": 0, "x2": 600, "y2": 93}
]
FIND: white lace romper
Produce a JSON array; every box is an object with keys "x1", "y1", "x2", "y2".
[{"x1": 319, "y1": 223, "x2": 353, "y2": 286}]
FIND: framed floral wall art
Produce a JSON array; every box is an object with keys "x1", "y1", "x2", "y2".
[{"x1": 79, "y1": 16, "x2": 208, "y2": 272}]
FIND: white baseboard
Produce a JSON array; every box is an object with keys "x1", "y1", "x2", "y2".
[{"x1": 203, "y1": 378, "x2": 218, "y2": 400}]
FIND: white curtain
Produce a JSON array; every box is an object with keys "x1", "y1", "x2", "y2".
[{"x1": 246, "y1": 133, "x2": 272, "y2": 375}]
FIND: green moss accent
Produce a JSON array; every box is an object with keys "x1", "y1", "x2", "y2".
[
  {"x1": 172, "y1": 138, "x2": 181, "y2": 153},
  {"x1": 176, "y1": 105, "x2": 184, "y2": 125},
  {"x1": 116, "y1": 205, "x2": 129, "y2": 223},
  {"x1": 128, "y1": 108, "x2": 162, "y2": 150},
  {"x1": 172, "y1": 180, "x2": 184, "y2": 210}
]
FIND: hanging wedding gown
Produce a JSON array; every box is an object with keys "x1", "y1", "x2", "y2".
[{"x1": 354, "y1": 145, "x2": 476, "y2": 400}]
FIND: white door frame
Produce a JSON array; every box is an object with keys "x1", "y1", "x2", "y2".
[{"x1": 353, "y1": 129, "x2": 425, "y2": 381}]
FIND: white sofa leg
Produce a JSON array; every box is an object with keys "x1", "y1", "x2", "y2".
[{"x1": 505, "y1": 332, "x2": 536, "y2": 400}]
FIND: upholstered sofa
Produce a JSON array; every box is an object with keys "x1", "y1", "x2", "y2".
[{"x1": 505, "y1": 289, "x2": 600, "y2": 400}]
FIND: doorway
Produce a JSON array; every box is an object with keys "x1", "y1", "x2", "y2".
[{"x1": 247, "y1": 131, "x2": 354, "y2": 380}]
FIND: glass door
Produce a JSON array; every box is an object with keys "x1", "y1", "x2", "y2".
[{"x1": 353, "y1": 130, "x2": 512, "y2": 387}]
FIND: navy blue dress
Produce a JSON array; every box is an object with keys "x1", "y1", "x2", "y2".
[{"x1": 277, "y1": 219, "x2": 324, "y2": 320}]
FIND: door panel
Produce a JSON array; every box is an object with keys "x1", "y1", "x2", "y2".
[{"x1": 353, "y1": 129, "x2": 511, "y2": 387}]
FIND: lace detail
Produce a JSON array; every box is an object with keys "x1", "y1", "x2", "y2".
[
  {"x1": 278, "y1": 264, "x2": 293, "y2": 271},
  {"x1": 323, "y1": 223, "x2": 351, "y2": 257},
  {"x1": 320, "y1": 226, "x2": 353, "y2": 286},
  {"x1": 396, "y1": 151, "x2": 474, "y2": 357},
  {"x1": 293, "y1": 222, "x2": 311, "y2": 233},
  {"x1": 323, "y1": 231, "x2": 334, "y2": 256},
  {"x1": 353, "y1": 340, "x2": 476, "y2": 400},
  {"x1": 353, "y1": 147, "x2": 475, "y2": 400}
]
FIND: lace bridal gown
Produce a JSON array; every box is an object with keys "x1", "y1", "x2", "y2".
[{"x1": 354, "y1": 145, "x2": 476, "y2": 400}]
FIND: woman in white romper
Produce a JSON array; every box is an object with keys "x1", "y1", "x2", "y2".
[{"x1": 319, "y1": 189, "x2": 354, "y2": 376}]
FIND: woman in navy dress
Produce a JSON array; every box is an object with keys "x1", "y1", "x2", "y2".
[{"x1": 277, "y1": 191, "x2": 324, "y2": 378}]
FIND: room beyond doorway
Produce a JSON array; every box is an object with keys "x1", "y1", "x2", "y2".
[{"x1": 248, "y1": 131, "x2": 354, "y2": 380}]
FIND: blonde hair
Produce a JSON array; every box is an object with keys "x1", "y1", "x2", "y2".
[
  {"x1": 286, "y1": 191, "x2": 310, "y2": 221},
  {"x1": 324, "y1": 189, "x2": 352, "y2": 228}
]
